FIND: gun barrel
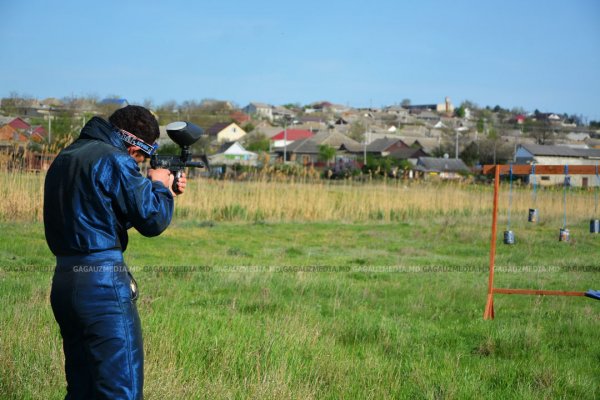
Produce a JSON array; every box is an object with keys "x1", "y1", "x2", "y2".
[
  {"x1": 150, "y1": 155, "x2": 207, "y2": 170},
  {"x1": 150, "y1": 155, "x2": 180, "y2": 170}
]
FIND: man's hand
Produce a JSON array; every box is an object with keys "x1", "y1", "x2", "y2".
[
  {"x1": 175, "y1": 172, "x2": 187, "y2": 195},
  {"x1": 148, "y1": 168, "x2": 175, "y2": 195}
]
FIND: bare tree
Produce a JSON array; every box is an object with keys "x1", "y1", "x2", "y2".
[
  {"x1": 523, "y1": 118, "x2": 554, "y2": 145},
  {"x1": 1, "y1": 91, "x2": 34, "y2": 115},
  {"x1": 348, "y1": 121, "x2": 367, "y2": 142}
]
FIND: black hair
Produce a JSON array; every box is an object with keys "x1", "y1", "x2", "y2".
[{"x1": 109, "y1": 105, "x2": 160, "y2": 144}]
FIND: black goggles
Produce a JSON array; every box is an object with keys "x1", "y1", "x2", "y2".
[{"x1": 116, "y1": 128, "x2": 159, "y2": 156}]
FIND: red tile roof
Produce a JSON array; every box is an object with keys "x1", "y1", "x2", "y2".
[
  {"x1": 271, "y1": 129, "x2": 314, "y2": 141},
  {"x1": 31, "y1": 126, "x2": 46, "y2": 135},
  {"x1": 30, "y1": 126, "x2": 47, "y2": 142},
  {"x1": 8, "y1": 117, "x2": 30, "y2": 130},
  {"x1": 230, "y1": 111, "x2": 251, "y2": 124}
]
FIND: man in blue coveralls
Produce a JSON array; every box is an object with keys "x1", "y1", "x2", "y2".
[{"x1": 44, "y1": 105, "x2": 185, "y2": 399}]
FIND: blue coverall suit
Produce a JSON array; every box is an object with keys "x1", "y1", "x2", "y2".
[{"x1": 44, "y1": 117, "x2": 173, "y2": 399}]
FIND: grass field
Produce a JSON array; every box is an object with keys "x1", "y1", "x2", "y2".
[{"x1": 1, "y1": 172, "x2": 599, "y2": 399}]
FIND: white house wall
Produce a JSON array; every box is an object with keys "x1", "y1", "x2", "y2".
[
  {"x1": 217, "y1": 125, "x2": 247, "y2": 142},
  {"x1": 273, "y1": 140, "x2": 293, "y2": 147},
  {"x1": 530, "y1": 156, "x2": 600, "y2": 187},
  {"x1": 529, "y1": 173, "x2": 600, "y2": 187},
  {"x1": 534, "y1": 156, "x2": 600, "y2": 165}
]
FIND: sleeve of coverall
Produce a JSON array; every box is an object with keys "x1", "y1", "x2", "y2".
[{"x1": 110, "y1": 153, "x2": 175, "y2": 237}]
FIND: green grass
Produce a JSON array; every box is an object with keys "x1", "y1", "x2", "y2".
[{"x1": 1, "y1": 217, "x2": 599, "y2": 399}]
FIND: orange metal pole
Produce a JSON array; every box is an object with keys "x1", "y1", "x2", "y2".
[
  {"x1": 493, "y1": 288, "x2": 585, "y2": 296},
  {"x1": 484, "y1": 165, "x2": 500, "y2": 320}
]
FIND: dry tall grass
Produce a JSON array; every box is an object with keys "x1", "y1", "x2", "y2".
[
  {"x1": 0, "y1": 171, "x2": 45, "y2": 221},
  {"x1": 2, "y1": 169, "x2": 599, "y2": 224},
  {"x1": 178, "y1": 179, "x2": 489, "y2": 222}
]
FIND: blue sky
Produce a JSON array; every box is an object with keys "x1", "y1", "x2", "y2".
[{"x1": 1, "y1": 0, "x2": 599, "y2": 120}]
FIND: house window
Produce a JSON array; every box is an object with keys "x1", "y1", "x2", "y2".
[{"x1": 541, "y1": 176, "x2": 550, "y2": 181}]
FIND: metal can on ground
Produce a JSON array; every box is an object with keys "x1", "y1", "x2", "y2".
[
  {"x1": 528, "y1": 208, "x2": 538, "y2": 223},
  {"x1": 503, "y1": 230, "x2": 515, "y2": 245}
]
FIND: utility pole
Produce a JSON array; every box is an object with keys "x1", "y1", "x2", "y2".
[
  {"x1": 363, "y1": 123, "x2": 368, "y2": 164},
  {"x1": 455, "y1": 129, "x2": 459, "y2": 159},
  {"x1": 283, "y1": 118, "x2": 288, "y2": 163},
  {"x1": 48, "y1": 107, "x2": 52, "y2": 144}
]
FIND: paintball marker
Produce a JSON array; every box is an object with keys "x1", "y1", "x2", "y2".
[{"x1": 150, "y1": 121, "x2": 209, "y2": 194}]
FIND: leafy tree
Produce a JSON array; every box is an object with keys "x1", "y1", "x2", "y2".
[
  {"x1": 318, "y1": 144, "x2": 336, "y2": 166},
  {"x1": 242, "y1": 122, "x2": 255, "y2": 133},
  {"x1": 401, "y1": 98, "x2": 411, "y2": 107},
  {"x1": 245, "y1": 133, "x2": 270, "y2": 152},
  {"x1": 363, "y1": 155, "x2": 393, "y2": 175},
  {"x1": 455, "y1": 106, "x2": 466, "y2": 118},
  {"x1": 460, "y1": 142, "x2": 480, "y2": 166}
]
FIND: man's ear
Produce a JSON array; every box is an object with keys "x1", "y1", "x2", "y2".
[{"x1": 127, "y1": 146, "x2": 141, "y2": 157}]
